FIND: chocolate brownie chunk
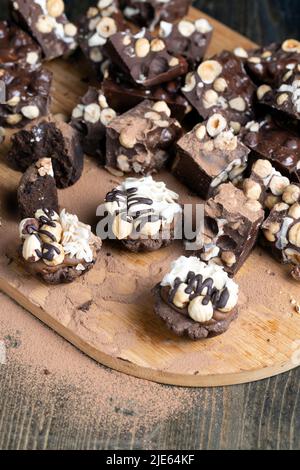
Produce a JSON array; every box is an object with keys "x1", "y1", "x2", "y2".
[
  {"x1": 102, "y1": 75, "x2": 191, "y2": 122},
  {"x1": 172, "y1": 113, "x2": 249, "y2": 200},
  {"x1": 182, "y1": 51, "x2": 257, "y2": 129},
  {"x1": 19, "y1": 208, "x2": 102, "y2": 285},
  {"x1": 71, "y1": 87, "x2": 117, "y2": 162},
  {"x1": 17, "y1": 158, "x2": 59, "y2": 219},
  {"x1": 77, "y1": 0, "x2": 127, "y2": 76},
  {"x1": 8, "y1": 115, "x2": 84, "y2": 188},
  {"x1": 103, "y1": 176, "x2": 182, "y2": 252},
  {"x1": 105, "y1": 99, "x2": 182, "y2": 175},
  {"x1": 106, "y1": 29, "x2": 188, "y2": 88},
  {"x1": 243, "y1": 117, "x2": 300, "y2": 183},
  {"x1": 159, "y1": 18, "x2": 213, "y2": 68},
  {"x1": 0, "y1": 20, "x2": 42, "y2": 70},
  {"x1": 120, "y1": 0, "x2": 192, "y2": 30},
  {"x1": 197, "y1": 183, "x2": 264, "y2": 275},
  {"x1": 234, "y1": 39, "x2": 300, "y2": 87},
  {"x1": 153, "y1": 256, "x2": 239, "y2": 340},
  {"x1": 0, "y1": 65, "x2": 52, "y2": 128},
  {"x1": 10, "y1": 0, "x2": 77, "y2": 60}
]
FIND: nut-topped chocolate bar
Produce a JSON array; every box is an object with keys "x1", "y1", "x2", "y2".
[{"x1": 173, "y1": 113, "x2": 250, "y2": 200}]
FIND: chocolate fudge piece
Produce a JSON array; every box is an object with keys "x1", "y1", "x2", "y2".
[
  {"x1": 106, "y1": 29, "x2": 188, "y2": 88},
  {"x1": 17, "y1": 158, "x2": 59, "y2": 219},
  {"x1": 10, "y1": 0, "x2": 77, "y2": 60},
  {"x1": 0, "y1": 65, "x2": 52, "y2": 128},
  {"x1": 154, "y1": 256, "x2": 239, "y2": 340},
  {"x1": 102, "y1": 75, "x2": 190, "y2": 121},
  {"x1": 243, "y1": 117, "x2": 300, "y2": 183},
  {"x1": 8, "y1": 115, "x2": 83, "y2": 188},
  {"x1": 103, "y1": 176, "x2": 182, "y2": 252},
  {"x1": 172, "y1": 113, "x2": 250, "y2": 200},
  {"x1": 196, "y1": 183, "x2": 264, "y2": 275},
  {"x1": 120, "y1": 0, "x2": 192, "y2": 30},
  {"x1": 262, "y1": 201, "x2": 300, "y2": 266},
  {"x1": 0, "y1": 20, "x2": 42, "y2": 70},
  {"x1": 71, "y1": 87, "x2": 117, "y2": 163},
  {"x1": 19, "y1": 208, "x2": 102, "y2": 285},
  {"x1": 159, "y1": 18, "x2": 213, "y2": 68},
  {"x1": 105, "y1": 99, "x2": 182, "y2": 175},
  {"x1": 234, "y1": 39, "x2": 300, "y2": 87},
  {"x1": 182, "y1": 51, "x2": 257, "y2": 128},
  {"x1": 77, "y1": 0, "x2": 127, "y2": 75},
  {"x1": 257, "y1": 66, "x2": 300, "y2": 123}
]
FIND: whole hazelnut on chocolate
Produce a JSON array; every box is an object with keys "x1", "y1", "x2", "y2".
[{"x1": 19, "y1": 218, "x2": 40, "y2": 239}]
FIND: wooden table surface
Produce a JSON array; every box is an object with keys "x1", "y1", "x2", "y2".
[{"x1": 0, "y1": 0, "x2": 300, "y2": 451}]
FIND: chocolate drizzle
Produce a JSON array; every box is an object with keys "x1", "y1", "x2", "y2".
[{"x1": 42, "y1": 243, "x2": 61, "y2": 262}]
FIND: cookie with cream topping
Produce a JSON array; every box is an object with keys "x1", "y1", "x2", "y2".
[
  {"x1": 19, "y1": 208, "x2": 102, "y2": 284},
  {"x1": 154, "y1": 256, "x2": 239, "y2": 340},
  {"x1": 103, "y1": 176, "x2": 182, "y2": 252}
]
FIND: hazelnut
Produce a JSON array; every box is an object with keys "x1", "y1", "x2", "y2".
[
  {"x1": 21, "y1": 105, "x2": 40, "y2": 120},
  {"x1": 257, "y1": 84, "x2": 272, "y2": 100},
  {"x1": 36, "y1": 158, "x2": 54, "y2": 177},
  {"x1": 100, "y1": 108, "x2": 117, "y2": 126},
  {"x1": 152, "y1": 101, "x2": 171, "y2": 117},
  {"x1": 283, "y1": 70, "x2": 293, "y2": 82},
  {"x1": 213, "y1": 77, "x2": 227, "y2": 93},
  {"x1": 182, "y1": 72, "x2": 196, "y2": 92},
  {"x1": 282, "y1": 39, "x2": 300, "y2": 53},
  {"x1": 72, "y1": 104, "x2": 84, "y2": 119},
  {"x1": 156, "y1": 120, "x2": 169, "y2": 127},
  {"x1": 282, "y1": 185, "x2": 300, "y2": 205},
  {"x1": 288, "y1": 203, "x2": 300, "y2": 219},
  {"x1": 19, "y1": 218, "x2": 39, "y2": 239},
  {"x1": 112, "y1": 214, "x2": 133, "y2": 240},
  {"x1": 40, "y1": 221, "x2": 63, "y2": 244},
  {"x1": 26, "y1": 51, "x2": 39, "y2": 65},
  {"x1": 168, "y1": 57, "x2": 179, "y2": 67},
  {"x1": 88, "y1": 33, "x2": 106, "y2": 47},
  {"x1": 248, "y1": 56, "x2": 261, "y2": 64},
  {"x1": 245, "y1": 199, "x2": 262, "y2": 212},
  {"x1": 35, "y1": 209, "x2": 59, "y2": 221},
  {"x1": 269, "y1": 175, "x2": 290, "y2": 196},
  {"x1": 6, "y1": 113, "x2": 22, "y2": 125},
  {"x1": 6, "y1": 96, "x2": 20, "y2": 107},
  {"x1": 36, "y1": 15, "x2": 55, "y2": 34},
  {"x1": 197, "y1": 60, "x2": 223, "y2": 84},
  {"x1": 188, "y1": 296, "x2": 214, "y2": 323},
  {"x1": 230, "y1": 121, "x2": 241, "y2": 134},
  {"x1": 195, "y1": 18, "x2": 212, "y2": 34},
  {"x1": 252, "y1": 159, "x2": 273, "y2": 179},
  {"x1": 119, "y1": 130, "x2": 136, "y2": 149},
  {"x1": 98, "y1": 0, "x2": 113, "y2": 9},
  {"x1": 84, "y1": 103, "x2": 101, "y2": 123},
  {"x1": 122, "y1": 35, "x2": 131, "y2": 46},
  {"x1": 273, "y1": 202, "x2": 290, "y2": 212},
  {"x1": 150, "y1": 38, "x2": 165, "y2": 52},
  {"x1": 265, "y1": 195, "x2": 280, "y2": 210},
  {"x1": 97, "y1": 17, "x2": 117, "y2": 38},
  {"x1": 178, "y1": 20, "x2": 195, "y2": 37},
  {"x1": 43, "y1": 243, "x2": 65, "y2": 267},
  {"x1": 47, "y1": 0, "x2": 65, "y2": 18},
  {"x1": 135, "y1": 219, "x2": 161, "y2": 237},
  {"x1": 173, "y1": 283, "x2": 190, "y2": 309},
  {"x1": 64, "y1": 23, "x2": 77, "y2": 37},
  {"x1": 144, "y1": 111, "x2": 161, "y2": 121},
  {"x1": 221, "y1": 251, "x2": 236, "y2": 268},
  {"x1": 263, "y1": 229, "x2": 276, "y2": 242},
  {"x1": 267, "y1": 222, "x2": 281, "y2": 234},
  {"x1": 98, "y1": 93, "x2": 108, "y2": 109},
  {"x1": 206, "y1": 113, "x2": 227, "y2": 137},
  {"x1": 277, "y1": 93, "x2": 289, "y2": 106},
  {"x1": 89, "y1": 48, "x2": 103, "y2": 63},
  {"x1": 243, "y1": 179, "x2": 262, "y2": 200},
  {"x1": 288, "y1": 222, "x2": 300, "y2": 247},
  {"x1": 229, "y1": 96, "x2": 246, "y2": 112},
  {"x1": 203, "y1": 89, "x2": 219, "y2": 109},
  {"x1": 117, "y1": 154, "x2": 130, "y2": 173},
  {"x1": 234, "y1": 47, "x2": 249, "y2": 58},
  {"x1": 261, "y1": 51, "x2": 272, "y2": 58},
  {"x1": 135, "y1": 38, "x2": 150, "y2": 58},
  {"x1": 195, "y1": 125, "x2": 206, "y2": 141},
  {"x1": 22, "y1": 234, "x2": 42, "y2": 262}
]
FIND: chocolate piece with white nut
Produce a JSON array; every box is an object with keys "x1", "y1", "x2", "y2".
[
  {"x1": 234, "y1": 40, "x2": 300, "y2": 87},
  {"x1": 182, "y1": 51, "x2": 256, "y2": 128},
  {"x1": 102, "y1": 75, "x2": 190, "y2": 122},
  {"x1": 10, "y1": 0, "x2": 77, "y2": 60},
  {"x1": 77, "y1": 0, "x2": 127, "y2": 75},
  {"x1": 105, "y1": 29, "x2": 188, "y2": 88},
  {"x1": 0, "y1": 127, "x2": 5, "y2": 145},
  {"x1": 0, "y1": 20, "x2": 42, "y2": 70},
  {"x1": 197, "y1": 183, "x2": 264, "y2": 276},
  {"x1": 105, "y1": 99, "x2": 182, "y2": 175},
  {"x1": 71, "y1": 87, "x2": 117, "y2": 163},
  {"x1": 19, "y1": 208, "x2": 102, "y2": 285},
  {"x1": 243, "y1": 117, "x2": 300, "y2": 183},
  {"x1": 120, "y1": 0, "x2": 192, "y2": 30},
  {"x1": 172, "y1": 113, "x2": 250, "y2": 200},
  {"x1": 261, "y1": 202, "x2": 300, "y2": 266},
  {"x1": 8, "y1": 115, "x2": 83, "y2": 188},
  {"x1": 104, "y1": 176, "x2": 182, "y2": 252},
  {"x1": 153, "y1": 256, "x2": 239, "y2": 340},
  {"x1": 159, "y1": 18, "x2": 213, "y2": 68},
  {"x1": 0, "y1": 65, "x2": 52, "y2": 128},
  {"x1": 17, "y1": 158, "x2": 59, "y2": 219}
]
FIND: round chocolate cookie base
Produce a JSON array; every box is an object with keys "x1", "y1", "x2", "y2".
[
  {"x1": 121, "y1": 236, "x2": 173, "y2": 253},
  {"x1": 153, "y1": 285, "x2": 238, "y2": 340}
]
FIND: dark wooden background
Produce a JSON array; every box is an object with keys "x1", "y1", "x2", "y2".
[{"x1": 0, "y1": 0, "x2": 300, "y2": 451}]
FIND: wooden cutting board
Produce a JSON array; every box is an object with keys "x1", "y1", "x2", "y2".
[{"x1": 1, "y1": 7, "x2": 300, "y2": 387}]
